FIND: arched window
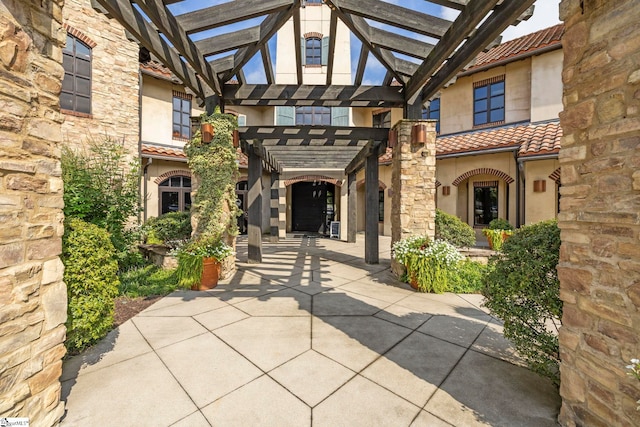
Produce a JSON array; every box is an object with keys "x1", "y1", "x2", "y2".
[
  {"x1": 61, "y1": 34, "x2": 92, "y2": 114},
  {"x1": 305, "y1": 37, "x2": 322, "y2": 65},
  {"x1": 159, "y1": 175, "x2": 191, "y2": 215}
]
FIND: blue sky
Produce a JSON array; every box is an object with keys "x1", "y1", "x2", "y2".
[{"x1": 165, "y1": 0, "x2": 561, "y2": 85}]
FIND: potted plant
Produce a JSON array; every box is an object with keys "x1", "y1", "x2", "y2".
[
  {"x1": 482, "y1": 218, "x2": 514, "y2": 251},
  {"x1": 175, "y1": 237, "x2": 234, "y2": 290},
  {"x1": 392, "y1": 235, "x2": 462, "y2": 293}
]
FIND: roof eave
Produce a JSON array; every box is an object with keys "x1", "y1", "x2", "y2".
[{"x1": 458, "y1": 42, "x2": 562, "y2": 78}]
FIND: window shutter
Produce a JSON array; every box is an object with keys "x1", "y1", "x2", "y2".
[
  {"x1": 331, "y1": 107, "x2": 349, "y2": 126},
  {"x1": 275, "y1": 106, "x2": 295, "y2": 125},
  {"x1": 321, "y1": 37, "x2": 329, "y2": 66},
  {"x1": 301, "y1": 37, "x2": 306, "y2": 66},
  {"x1": 237, "y1": 114, "x2": 247, "y2": 127}
]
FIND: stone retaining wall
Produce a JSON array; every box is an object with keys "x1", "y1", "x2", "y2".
[
  {"x1": 0, "y1": 0, "x2": 67, "y2": 425},
  {"x1": 558, "y1": 0, "x2": 640, "y2": 425}
]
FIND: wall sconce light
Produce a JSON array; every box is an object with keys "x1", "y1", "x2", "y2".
[
  {"x1": 233, "y1": 129, "x2": 240, "y2": 148},
  {"x1": 201, "y1": 123, "x2": 214, "y2": 143},
  {"x1": 533, "y1": 179, "x2": 546, "y2": 192},
  {"x1": 388, "y1": 129, "x2": 397, "y2": 148},
  {"x1": 411, "y1": 123, "x2": 427, "y2": 145},
  {"x1": 387, "y1": 188, "x2": 393, "y2": 197},
  {"x1": 442, "y1": 185, "x2": 451, "y2": 196}
]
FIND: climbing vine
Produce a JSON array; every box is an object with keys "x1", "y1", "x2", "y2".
[{"x1": 184, "y1": 107, "x2": 241, "y2": 244}]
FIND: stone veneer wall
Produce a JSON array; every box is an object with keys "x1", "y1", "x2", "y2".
[
  {"x1": 390, "y1": 120, "x2": 436, "y2": 273},
  {"x1": 61, "y1": 0, "x2": 139, "y2": 155},
  {"x1": 558, "y1": 0, "x2": 640, "y2": 426},
  {"x1": 0, "y1": 0, "x2": 67, "y2": 425}
]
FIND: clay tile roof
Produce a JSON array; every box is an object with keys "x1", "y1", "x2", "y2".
[
  {"x1": 437, "y1": 121, "x2": 562, "y2": 157},
  {"x1": 141, "y1": 143, "x2": 248, "y2": 167},
  {"x1": 469, "y1": 24, "x2": 564, "y2": 70},
  {"x1": 379, "y1": 147, "x2": 393, "y2": 164},
  {"x1": 141, "y1": 143, "x2": 186, "y2": 160},
  {"x1": 140, "y1": 60, "x2": 175, "y2": 81}
]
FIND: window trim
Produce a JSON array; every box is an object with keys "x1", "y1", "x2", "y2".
[
  {"x1": 372, "y1": 109, "x2": 391, "y2": 129},
  {"x1": 305, "y1": 36, "x2": 322, "y2": 66},
  {"x1": 473, "y1": 76, "x2": 505, "y2": 128}
]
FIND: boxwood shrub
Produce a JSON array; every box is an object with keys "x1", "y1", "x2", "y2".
[
  {"x1": 435, "y1": 209, "x2": 476, "y2": 248},
  {"x1": 143, "y1": 211, "x2": 192, "y2": 247},
  {"x1": 482, "y1": 219, "x2": 562, "y2": 386},
  {"x1": 63, "y1": 218, "x2": 119, "y2": 353}
]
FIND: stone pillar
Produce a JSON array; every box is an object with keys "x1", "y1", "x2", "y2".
[
  {"x1": 365, "y1": 152, "x2": 379, "y2": 264},
  {"x1": 270, "y1": 171, "x2": 279, "y2": 242},
  {"x1": 0, "y1": 2, "x2": 67, "y2": 426},
  {"x1": 347, "y1": 172, "x2": 357, "y2": 243},
  {"x1": 390, "y1": 120, "x2": 437, "y2": 274},
  {"x1": 557, "y1": 1, "x2": 640, "y2": 426},
  {"x1": 247, "y1": 147, "x2": 262, "y2": 263}
]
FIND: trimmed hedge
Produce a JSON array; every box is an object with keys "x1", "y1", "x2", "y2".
[
  {"x1": 435, "y1": 209, "x2": 476, "y2": 248},
  {"x1": 143, "y1": 211, "x2": 192, "y2": 247},
  {"x1": 482, "y1": 219, "x2": 562, "y2": 386},
  {"x1": 63, "y1": 218, "x2": 119, "y2": 353}
]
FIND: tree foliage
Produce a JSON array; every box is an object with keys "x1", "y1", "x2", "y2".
[{"x1": 482, "y1": 219, "x2": 562, "y2": 386}]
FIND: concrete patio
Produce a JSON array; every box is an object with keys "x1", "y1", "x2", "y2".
[{"x1": 60, "y1": 235, "x2": 560, "y2": 426}]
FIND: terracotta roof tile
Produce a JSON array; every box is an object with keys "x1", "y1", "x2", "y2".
[
  {"x1": 436, "y1": 121, "x2": 562, "y2": 157},
  {"x1": 141, "y1": 143, "x2": 248, "y2": 167},
  {"x1": 140, "y1": 60, "x2": 175, "y2": 81},
  {"x1": 469, "y1": 24, "x2": 564, "y2": 70}
]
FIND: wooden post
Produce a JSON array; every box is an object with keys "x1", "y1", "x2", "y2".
[
  {"x1": 270, "y1": 171, "x2": 279, "y2": 242},
  {"x1": 347, "y1": 172, "x2": 357, "y2": 243},
  {"x1": 204, "y1": 95, "x2": 221, "y2": 115},
  {"x1": 404, "y1": 92, "x2": 423, "y2": 120},
  {"x1": 365, "y1": 150, "x2": 379, "y2": 264},
  {"x1": 247, "y1": 146, "x2": 262, "y2": 263}
]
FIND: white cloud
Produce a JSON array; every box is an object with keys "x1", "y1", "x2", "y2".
[
  {"x1": 439, "y1": 6, "x2": 459, "y2": 21},
  {"x1": 500, "y1": 0, "x2": 561, "y2": 42}
]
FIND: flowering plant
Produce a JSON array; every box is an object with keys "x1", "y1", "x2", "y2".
[
  {"x1": 627, "y1": 358, "x2": 640, "y2": 410},
  {"x1": 174, "y1": 238, "x2": 234, "y2": 289},
  {"x1": 393, "y1": 236, "x2": 463, "y2": 293}
]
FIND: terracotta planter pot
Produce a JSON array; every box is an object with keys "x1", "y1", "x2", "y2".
[{"x1": 191, "y1": 257, "x2": 221, "y2": 290}]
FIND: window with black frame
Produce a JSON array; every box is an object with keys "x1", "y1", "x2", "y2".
[
  {"x1": 61, "y1": 34, "x2": 92, "y2": 114},
  {"x1": 379, "y1": 190, "x2": 384, "y2": 222},
  {"x1": 473, "y1": 181, "x2": 498, "y2": 226},
  {"x1": 422, "y1": 98, "x2": 440, "y2": 133},
  {"x1": 305, "y1": 37, "x2": 322, "y2": 65},
  {"x1": 172, "y1": 93, "x2": 191, "y2": 140},
  {"x1": 372, "y1": 110, "x2": 391, "y2": 128},
  {"x1": 159, "y1": 175, "x2": 191, "y2": 215},
  {"x1": 296, "y1": 106, "x2": 331, "y2": 125},
  {"x1": 473, "y1": 77, "x2": 505, "y2": 126}
]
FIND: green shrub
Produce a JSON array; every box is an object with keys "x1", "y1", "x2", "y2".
[
  {"x1": 488, "y1": 217, "x2": 514, "y2": 230},
  {"x1": 482, "y1": 219, "x2": 562, "y2": 386},
  {"x1": 63, "y1": 218, "x2": 119, "y2": 353},
  {"x1": 143, "y1": 211, "x2": 192, "y2": 247},
  {"x1": 404, "y1": 240, "x2": 463, "y2": 293},
  {"x1": 448, "y1": 259, "x2": 488, "y2": 293},
  {"x1": 435, "y1": 209, "x2": 476, "y2": 247},
  {"x1": 118, "y1": 265, "x2": 179, "y2": 298}
]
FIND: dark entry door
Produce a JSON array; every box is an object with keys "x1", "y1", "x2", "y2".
[{"x1": 292, "y1": 182, "x2": 330, "y2": 232}]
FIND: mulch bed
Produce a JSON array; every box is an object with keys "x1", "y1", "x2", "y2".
[{"x1": 113, "y1": 296, "x2": 163, "y2": 327}]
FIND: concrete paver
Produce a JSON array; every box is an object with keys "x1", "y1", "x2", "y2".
[{"x1": 61, "y1": 235, "x2": 561, "y2": 426}]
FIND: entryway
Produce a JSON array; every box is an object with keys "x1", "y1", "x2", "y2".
[{"x1": 291, "y1": 181, "x2": 335, "y2": 234}]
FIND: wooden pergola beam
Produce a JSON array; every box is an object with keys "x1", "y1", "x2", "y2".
[
  {"x1": 329, "y1": 0, "x2": 451, "y2": 39},
  {"x1": 222, "y1": 7, "x2": 298, "y2": 83},
  {"x1": 417, "y1": 0, "x2": 536, "y2": 101},
  {"x1": 223, "y1": 84, "x2": 404, "y2": 107},
  {"x1": 239, "y1": 126, "x2": 390, "y2": 143},
  {"x1": 261, "y1": 43, "x2": 275, "y2": 85},
  {"x1": 175, "y1": 0, "x2": 293, "y2": 34},
  {"x1": 135, "y1": 0, "x2": 220, "y2": 94},
  {"x1": 353, "y1": 44, "x2": 368, "y2": 86},
  {"x1": 369, "y1": 27, "x2": 434, "y2": 60},
  {"x1": 404, "y1": 0, "x2": 501, "y2": 100},
  {"x1": 94, "y1": 0, "x2": 210, "y2": 99},
  {"x1": 194, "y1": 26, "x2": 261, "y2": 57},
  {"x1": 325, "y1": 10, "x2": 338, "y2": 85},
  {"x1": 345, "y1": 139, "x2": 385, "y2": 175},
  {"x1": 292, "y1": 6, "x2": 303, "y2": 85}
]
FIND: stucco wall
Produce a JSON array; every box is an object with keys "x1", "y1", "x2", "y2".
[
  {"x1": 0, "y1": 1, "x2": 67, "y2": 425},
  {"x1": 531, "y1": 49, "x2": 564, "y2": 122},
  {"x1": 522, "y1": 158, "x2": 560, "y2": 224}
]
